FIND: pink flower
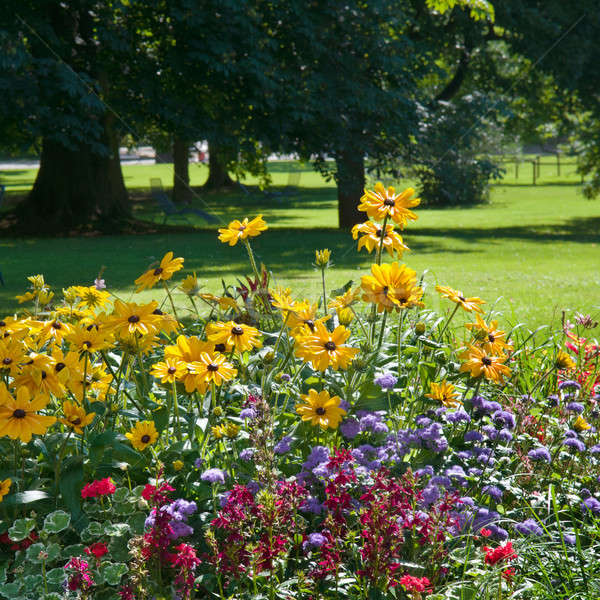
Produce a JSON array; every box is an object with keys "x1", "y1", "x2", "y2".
[
  {"x1": 483, "y1": 541, "x2": 517, "y2": 566},
  {"x1": 81, "y1": 478, "x2": 116, "y2": 499}
]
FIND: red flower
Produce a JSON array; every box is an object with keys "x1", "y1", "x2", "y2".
[
  {"x1": 81, "y1": 478, "x2": 116, "y2": 499},
  {"x1": 398, "y1": 574, "x2": 432, "y2": 593},
  {"x1": 85, "y1": 542, "x2": 108, "y2": 559},
  {"x1": 480, "y1": 528, "x2": 492, "y2": 537},
  {"x1": 483, "y1": 541, "x2": 517, "y2": 566},
  {"x1": 141, "y1": 482, "x2": 174, "y2": 506},
  {"x1": 502, "y1": 567, "x2": 516, "y2": 582}
]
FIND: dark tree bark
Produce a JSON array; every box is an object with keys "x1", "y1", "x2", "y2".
[
  {"x1": 336, "y1": 152, "x2": 365, "y2": 228},
  {"x1": 172, "y1": 137, "x2": 192, "y2": 204},
  {"x1": 203, "y1": 140, "x2": 234, "y2": 189},
  {"x1": 19, "y1": 115, "x2": 129, "y2": 233}
]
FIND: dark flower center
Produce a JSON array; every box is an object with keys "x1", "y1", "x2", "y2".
[
  {"x1": 231, "y1": 326, "x2": 244, "y2": 336},
  {"x1": 382, "y1": 286, "x2": 389, "y2": 296},
  {"x1": 153, "y1": 308, "x2": 164, "y2": 315},
  {"x1": 41, "y1": 371, "x2": 47, "y2": 379},
  {"x1": 458, "y1": 295, "x2": 466, "y2": 302},
  {"x1": 55, "y1": 362, "x2": 65, "y2": 372},
  {"x1": 383, "y1": 198, "x2": 395, "y2": 207},
  {"x1": 207, "y1": 363, "x2": 219, "y2": 372},
  {"x1": 0, "y1": 321, "x2": 5, "y2": 327},
  {"x1": 2, "y1": 358, "x2": 12, "y2": 365},
  {"x1": 128, "y1": 315, "x2": 140, "y2": 323},
  {"x1": 488, "y1": 333, "x2": 496, "y2": 342},
  {"x1": 83, "y1": 341, "x2": 92, "y2": 349},
  {"x1": 315, "y1": 407, "x2": 326, "y2": 415},
  {"x1": 167, "y1": 367, "x2": 177, "y2": 374},
  {"x1": 214, "y1": 343, "x2": 226, "y2": 353},
  {"x1": 71, "y1": 418, "x2": 82, "y2": 426},
  {"x1": 324, "y1": 341, "x2": 336, "y2": 351},
  {"x1": 153, "y1": 267, "x2": 163, "y2": 276},
  {"x1": 141, "y1": 435, "x2": 151, "y2": 443},
  {"x1": 13, "y1": 409, "x2": 26, "y2": 419},
  {"x1": 52, "y1": 321, "x2": 62, "y2": 329},
  {"x1": 305, "y1": 319, "x2": 315, "y2": 331},
  {"x1": 482, "y1": 356, "x2": 492, "y2": 366},
  {"x1": 238, "y1": 225, "x2": 246, "y2": 231}
]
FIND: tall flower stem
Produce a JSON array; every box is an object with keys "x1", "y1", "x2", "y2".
[
  {"x1": 376, "y1": 310, "x2": 388, "y2": 350},
  {"x1": 243, "y1": 238, "x2": 272, "y2": 314},
  {"x1": 321, "y1": 267, "x2": 328, "y2": 320},
  {"x1": 375, "y1": 215, "x2": 389, "y2": 266},
  {"x1": 397, "y1": 309, "x2": 407, "y2": 367},
  {"x1": 438, "y1": 304, "x2": 460, "y2": 340},
  {"x1": 162, "y1": 280, "x2": 181, "y2": 323},
  {"x1": 172, "y1": 379, "x2": 182, "y2": 441}
]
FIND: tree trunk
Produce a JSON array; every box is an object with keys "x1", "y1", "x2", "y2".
[
  {"x1": 19, "y1": 119, "x2": 129, "y2": 233},
  {"x1": 203, "y1": 140, "x2": 234, "y2": 189},
  {"x1": 336, "y1": 152, "x2": 365, "y2": 228},
  {"x1": 172, "y1": 137, "x2": 192, "y2": 204}
]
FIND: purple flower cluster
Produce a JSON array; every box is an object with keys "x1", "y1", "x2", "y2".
[
  {"x1": 274, "y1": 435, "x2": 293, "y2": 455},
  {"x1": 528, "y1": 447, "x2": 551, "y2": 462},
  {"x1": 145, "y1": 498, "x2": 197, "y2": 539},
  {"x1": 514, "y1": 518, "x2": 543, "y2": 536},
  {"x1": 581, "y1": 496, "x2": 600, "y2": 514},
  {"x1": 374, "y1": 373, "x2": 397, "y2": 391},
  {"x1": 201, "y1": 468, "x2": 227, "y2": 485},
  {"x1": 340, "y1": 411, "x2": 389, "y2": 439}
]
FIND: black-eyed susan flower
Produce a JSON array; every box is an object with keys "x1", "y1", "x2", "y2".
[
  {"x1": 0, "y1": 478, "x2": 11, "y2": 502},
  {"x1": 199, "y1": 293, "x2": 239, "y2": 312},
  {"x1": 60, "y1": 400, "x2": 95, "y2": 435},
  {"x1": 573, "y1": 415, "x2": 591, "y2": 432},
  {"x1": 295, "y1": 322, "x2": 358, "y2": 371},
  {"x1": 287, "y1": 301, "x2": 329, "y2": 336},
  {"x1": 328, "y1": 287, "x2": 361, "y2": 312},
  {"x1": 165, "y1": 335, "x2": 214, "y2": 362},
  {"x1": 0, "y1": 338, "x2": 26, "y2": 376},
  {"x1": 207, "y1": 321, "x2": 262, "y2": 353},
  {"x1": 555, "y1": 350, "x2": 576, "y2": 370},
  {"x1": 134, "y1": 251, "x2": 185, "y2": 292},
  {"x1": 358, "y1": 183, "x2": 420, "y2": 228},
  {"x1": 188, "y1": 353, "x2": 237, "y2": 390},
  {"x1": 361, "y1": 262, "x2": 424, "y2": 313},
  {"x1": 426, "y1": 380, "x2": 461, "y2": 408},
  {"x1": 465, "y1": 314, "x2": 512, "y2": 355},
  {"x1": 66, "y1": 324, "x2": 113, "y2": 354},
  {"x1": 270, "y1": 288, "x2": 298, "y2": 315},
  {"x1": 0, "y1": 385, "x2": 56, "y2": 443},
  {"x1": 218, "y1": 215, "x2": 268, "y2": 246},
  {"x1": 179, "y1": 273, "x2": 202, "y2": 297},
  {"x1": 352, "y1": 221, "x2": 410, "y2": 257},
  {"x1": 74, "y1": 286, "x2": 111, "y2": 310},
  {"x1": 150, "y1": 358, "x2": 187, "y2": 384},
  {"x1": 296, "y1": 389, "x2": 346, "y2": 429},
  {"x1": 459, "y1": 345, "x2": 511, "y2": 383},
  {"x1": 125, "y1": 420, "x2": 159, "y2": 451},
  {"x1": 39, "y1": 319, "x2": 73, "y2": 345},
  {"x1": 436, "y1": 285, "x2": 485, "y2": 314},
  {"x1": 107, "y1": 300, "x2": 160, "y2": 338}
]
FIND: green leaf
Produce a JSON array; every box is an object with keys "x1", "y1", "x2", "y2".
[
  {"x1": 62, "y1": 544, "x2": 86, "y2": 559},
  {"x1": 112, "y1": 488, "x2": 129, "y2": 503},
  {"x1": 46, "y1": 568, "x2": 66, "y2": 586},
  {"x1": 129, "y1": 512, "x2": 147, "y2": 534},
  {"x1": 152, "y1": 404, "x2": 169, "y2": 433},
  {"x1": 1, "y1": 490, "x2": 50, "y2": 507},
  {"x1": 58, "y1": 456, "x2": 86, "y2": 531},
  {"x1": 25, "y1": 543, "x2": 46, "y2": 563},
  {"x1": 8, "y1": 518, "x2": 36, "y2": 542},
  {"x1": 0, "y1": 563, "x2": 7, "y2": 584},
  {"x1": 43, "y1": 510, "x2": 71, "y2": 534},
  {"x1": 22, "y1": 574, "x2": 43, "y2": 593},
  {"x1": 42, "y1": 595, "x2": 63, "y2": 600},
  {"x1": 0, "y1": 583, "x2": 21, "y2": 598},
  {"x1": 104, "y1": 523, "x2": 130, "y2": 537},
  {"x1": 100, "y1": 562, "x2": 128, "y2": 586}
]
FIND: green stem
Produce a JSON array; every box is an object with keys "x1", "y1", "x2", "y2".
[
  {"x1": 438, "y1": 303, "x2": 460, "y2": 340},
  {"x1": 375, "y1": 215, "x2": 389, "y2": 266},
  {"x1": 162, "y1": 280, "x2": 181, "y2": 323},
  {"x1": 397, "y1": 309, "x2": 407, "y2": 368},
  {"x1": 172, "y1": 379, "x2": 182, "y2": 441},
  {"x1": 376, "y1": 310, "x2": 388, "y2": 349},
  {"x1": 321, "y1": 268, "x2": 328, "y2": 320}
]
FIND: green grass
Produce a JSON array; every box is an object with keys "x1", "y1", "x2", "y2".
[{"x1": 1, "y1": 157, "x2": 599, "y2": 329}]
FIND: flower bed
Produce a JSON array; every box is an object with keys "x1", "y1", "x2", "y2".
[{"x1": 0, "y1": 183, "x2": 599, "y2": 599}]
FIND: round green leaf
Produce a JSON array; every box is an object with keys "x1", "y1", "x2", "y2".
[
  {"x1": 100, "y1": 562, "x2": 128, "y2": 586},
  {"x1": 8, "y1": 518, "x2": 36, "y2": 542},
  {"x1": 43, "y1": 511, "x2": 71, "y2": 534}
]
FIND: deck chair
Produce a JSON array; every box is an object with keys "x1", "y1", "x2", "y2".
[{"x1": 150, "y1": 178, "x2": 219, "y2": 224}]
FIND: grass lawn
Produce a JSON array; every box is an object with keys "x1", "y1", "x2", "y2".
[{"x1": 1, "y1": 157, "x2": 599, "y2": 329}]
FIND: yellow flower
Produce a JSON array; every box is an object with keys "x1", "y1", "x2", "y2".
[
  {"x1": 337, "y1": 307, "x2": 354, "y2": 325},
  {"x1": 107, "y1": 300, "x2": 160, "y2": 338},
  {"x1": 270, "y1": 288, "x2": 298, "y2": 314},
  {"x1": 38, "y1": 319, "x2": 73, "y2": 345},
  {"x1": 16, "y1": 291, "x2": 36, "y2": 304},
  {"x1": 358, "y1": 183, "x2": 420, "y2": 228},
  {"x1": 211, "y1": 424, "x2": 226, "y2": 439},
  {"x1": 207, "y1": 321, "x2": 262, "y2": 353},
  {"x1": 352, "y1": 221, "x2": 410, "y2": 257},
  {"x1": 60, "y1": 400, "x2": 95, "y2": 435},
  {"x1": 188, "y1": 353, "x2": 237, "y2": 390},
  {"x1": 465, "y1": 314, "x2": 512, "y2": 355},
  {"x1": 555, "y1": 350, "x2": 576, "y2": 370},
  {"x1": 315, "y1": 249, "x2": 331, "y2": 268},
  {"x1": 66, "y1": 323, "x2": 113, "y2": 354},
  {"x1": 173, "y1": 460, "x2": 184, "y2": 471},
  {"x1": 361, "y1": 262, "x2": 424, "y2": 312},
  {"x1": 0, "y1": 385, "x2": 56, "y2": 443},
  {"x1": 436, "y1": 285, "x2": 485, "y2": 314},
  {"x1": 287, "y1": 302, "x2": 329, "y2": 336},
  {"x1": 296, "y1": 389, "x2": 346, "y2": 429},
  {"x1": 426, "y1": 380, "x2": 461, "y2": 408},
  {"x1": 0, "y1": 338, "x2": 26, "y2": 376},
  {"x1": 218, "y1": 215, "x2": 268, "y2": 246},
  {"x1": 15, "y1": 352, "x2": 66, "y2": 401},
  {"x1": 27, "y1": 275, "x2": 46, "y2": 290},
  {"x1": 75, "y1": 286, "x2": 111, "y2": 310},
  {"x1": 295, "y1": 322, "x2": 358, "y2": 371},
  {"x1": 0, "y1": 478, "x2": 11, "y2": 502},
  {"x1": 37, "y1": 289, "x2": 54, "y2": 306},
  {"x1": 328, "y1": 287, "x2": 361, "y2": 311},
  {"x1": 135, "y1": 251, "x2": 185, "y2": 292},
  {"x1": 150, "y1": 358, "x2": 187, "y2": 384},
  {"x1": 199, "y1": 293, "x2": 239, "y2": 312},
  {"x1": 180, "y1": 274, "x2": 202, "y2": 297},
  {"x1": 211, "y1": 422, "x2": 240, "y2": 439},
  {"x1": 125, "y1": 420, "x2": 159, "y2": 451},
  {"x1": 459, "y1": 345, "x2": 511, "y2": 383},
  {"x1": 573, "y1": 415, "x2": 591, "y2": 432}
]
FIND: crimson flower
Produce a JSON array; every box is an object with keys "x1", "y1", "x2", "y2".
[
  {"x1": 85, "y1": 542, "x2": 109, "y2": 559},
  {"x1": 81, "y1": 477, "x2": 116, "y2": 499},
  {"x1": 483, "y1": 541, "x2": 517, "y2": 566}
]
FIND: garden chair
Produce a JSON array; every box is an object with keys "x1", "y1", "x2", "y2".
[{"x1": 150, "y1": 178, "x2": 219, "y2": 225}]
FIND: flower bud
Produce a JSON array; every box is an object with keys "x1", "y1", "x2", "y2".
[{"x1": 315, "y1": 249, "x2": 331, "y2": 268}]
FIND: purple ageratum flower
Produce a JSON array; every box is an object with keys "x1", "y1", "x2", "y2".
[
  {"x1": 547, "y1": 394, "x2": 560, "y2": 407},
  {"x1": 422, "y1": 485, "x2": 440, "y2": 506},
  {"x1": 492, "y1": 410, "x2": 516, "y2": 430},
  {"x1": 563, "y1": 533, "x2": 576, "y2": 545},
  {"x1": 563, "y1": 438, "x2": 586, "y2": 452},
  {"x1": 514, "y1": 518, "x2": 543, "y2": 536},
  {"x1": 301, "y1": 496, "x2": 324, "y2": 514},
  {"x1": 528, "y1": 447, "x2": 551, "y2": 462},
  {"x1": 247, "y1": 480, "x2": 261, "y2": 495},
  {"x1": 487, "y1": 524, "x2": 509, "y2": 540},
  {"x1": 280, "y1": 373, "x2": 291, "y2": 382},
  {"x1": 359, "y1": 412, "x2": 389, "y2": 434},
  {"x1": 303, "y1": 446, "x2": 330, "y2": 470},
  {"x1": 483, "y1": 486, "x2": 503, "y2": 502},
  {"x1": 274, "y1": 435, "x2": 293, "y2": 455},
  {"x1": 168, "y1": 499, "x2": 197, "y2": 518},
  {"x1": 239, "y1": 448, "x2": 256, "y2": 461},
  {"x1": 464, "y1": 430, "x2": 484, "y2": 443},
  {"x1": 581, "y1": 497, "x2": 600, "y2": 514},
  {"x1": 170, "y1": 520, "x2": 194, "y2": 538},
  {"x1": 302, "y1": 533, "x2": 327, "y2": 551},
  {"x1": 446, "y1": 409, "x2": 471, "y2": 424},
  {"x1": 374, "y1": 373, "x2": 397, "y2": 391},
  {"x1": 468, "y1": 468, "x2": 483, "y2": 477},
  {"x1": 498, "y1": 429, "x2": 513, "y2": 443},
  {"x1": 580, "y1": 488, "x2": 591, "y2": 499},
  {"x1": 415, "y1": 465, "x2": 434, "y2": 477},
  {"x1": 201, "y1": 468, "x2": 226, "y2": 484},
  {"x1": 194, "y1": 457, "x2": 204, "y2": 469},
  {"x1": 559, "y1": 380, "x2": 582, "y2": 391},
  {"x1": 482, "y1": 425, "x2": 498, "y2": 441},
  {"x1": 415, "y1": 415, "x2": 432, "y2": 427},
  {"x1": 589, "y1": 444, "x2": 600, "y2": 454},
  {"x1": 339, "y1": 399, "x2": 351, "y2": 411},
  {"x1": 472, "y1": 396, "x2": 501, "y2": 416},
  {"x1": 566, "y1": 402, "x2": 584, "y2": 414},
  {"x1": 340, "y1": 418, "x2": 361, "y2": 439},
  {"x1": 240, "y1": 407, "x2": 257, "y2": 420}
]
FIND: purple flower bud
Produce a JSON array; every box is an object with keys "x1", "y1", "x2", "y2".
[
  {"x1": 581, "y1": 497, "x2": 600, "y2": 514},
  {"x1": 565, "y1": 402, "x2": 584, "y2": 414},
  {"x1": 559, "y1": 380, "x2": 581, "y2": 391},
  {"x1": 528, "y1": 447, "x2": 551, "y2": 462},
  {"x1": 303, "y1": 533, "x2": 327, "y2": 551},
  {"x1": 240, "y1": 407, "x2": 257, "y2": 420},
  {"x1": 240, "y1": 448, "x2": 256, "y2": 461},
  {"x1": 274, "y1": 436, "x2": 292, "y2": 455},
  {"x1": 201, "y1": 468, "x2": 226, "y2": 484},
  {"x1": 374, "y1": 373, "x2": 397, "y2": 391},
  {"x1": 340, "y1": 418, "x2": 360, "y2": 439},
  {"x1": 514, "y1": 518, "x2": 543, "y2": 536}
]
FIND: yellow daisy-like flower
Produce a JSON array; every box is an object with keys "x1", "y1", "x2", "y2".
[
  {"x1": 270, "y1": 288, "x2": 297, "y2": 314},
  {"x1": 66, "y1": 323, "x2": 113, "y2": 354},
  {"x1": 173, "y1": 460, "x2": 184, "y2": 471},
  {"x1": 295, "y1": 322, "x2": 358, "y2": 371},
  {"x1": 0, "y1": 478, "x2": 11, "y2": 502},
  {"x1": 135, "y1": 251, "x2": 185, "y2": 292},
  {"x1": 211, "y1": 422, "x2": 240, "y2": 439},
  {"x1": 361, "y1": 262, "x2": 424, "y2": 313},
  {"x1": 150, "y1": 358, "x2": 187, "y2": 384},
  {"x1": 179, "y1": 274, "x2": 202, "y2": 297},
  {"x1": 465, "y1": 314, "x2": 512, "y2": 355},
  {"x1": 60, "y1": 400, "x2": 95, "y2": 435},
  {"x1": 0, "y1": 385, "x2": 56, "y2": 443},
  {"x1": 315, "y1": 249, "x2": 331, "y2": 268},
  {"x1": 436, "y1": 285, "x2": 485, "y2": 314},
  {"x1": 459, "y1": 345, "x2": 511, "y2": 384},
  {"x1": 352, "y1": 221, "x2": 410, "y2": 257},
  {"x1": 125, "y1": 420, "x2": 159, "y2": 451},
  {"x1": 38, "y1": 319, "x2": 73, "y2": 345},
  {"x1": 573, "y1": 415, "x2": 591, "y2": 432},
  {"x1": 296, "y1": 389, "x2": 346, "y2": 430},
  {"x1": 199, "y1": 293, "x2": 239, "y2": 312},
  {"x1": 555, "y1": 350, "x2": 576, "y2": 370},
  {"x1": 108, "y1": 300, "x2": 160, "y2": 338},
  {"x1": 0, "y1": 316, "x2": 29, "y2": 339},
  {"x1": 328, "y1": 287, "x2": 361, "y2": 311},
  {"x1": 75, "y1": 286, "x2": 111, "y2": 310},
  {"x1": 358, "y1": 183, "x2": 420, "y2": 228},
  {"x1": 189, "y1": 353, "x2": 237, "y2": 389},
  {"x1": 0, "y1": 338, "x2": 26, "y2": 376},
  {"x1": 218, "y1": 215, "x2": 268, "y2": 246},
  {"x1": 207, "y1": 321, "x2": 262, "y2": 354},
  {"x1": 426, "y1": 380, "x2": 461, "y2": 408},
  {"x1": 287, "y1": 302, "x2": 329, "y2": 336}
]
